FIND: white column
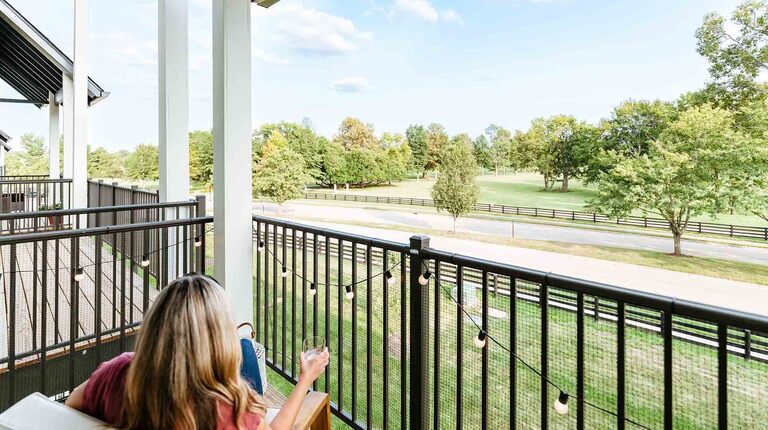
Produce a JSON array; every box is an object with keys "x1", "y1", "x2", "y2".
[
  {"x1": 159, "y1": 0, "x2": 190, "y2": 282},
  {"x1": 213, "y1": 0, "x2": 253, "y2": 323},
  {"x1": 159, "y1": 0, "x2": 189, "y2": 203},
  {"x1": 48, "y1": 93, "x2": 60, "y2": 179},
  {"x1": 72, "y1": 0, "x2": 88, "y2": 209},
  {"x1": 62, "y1": 76, "x2": 74, "y2": 180}
]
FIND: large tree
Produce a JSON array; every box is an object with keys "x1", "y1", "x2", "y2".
[
  {"x1": 88, "y1": 146, "x2": 124, "y2": 178},
  {"x1": 189, "y1": 130, "x2": 214, "y2": 184},
  {"x1": 334, "y1": 117, "x2": 378, "y2": 150},
  {"x1": 126, "y1": 144, "x2": 159, "y2": 181},
  {"x1": 253, "y1": 121, "x2": 325, "y2": 181},
  {"x1": 252, "y1": 130, "x2": 310, "y2": 205},
  {"x1": 485, "y1": 124, "x2": 513, "y2": 176},
  {"x1": 696, "y1": 1, "x2": 768, "y2": 111},
  {"x1": 472, "y1": 134, "x2": 493, "y2": 171},
  {"x1": 590, "y1": 105, "x2": 755, "y2": 255},
  {"x1": 406, "y1": 125, "x2": 428, "y2": 175},
  {"x1": 6, "y1": 133, "x2": 48, "y2": 175},
  {"x1": 431, "y1": 137, "x2": 480, "y2": 231},
  {"x1": 425, "y1": 123, "x2": 449, "y2": 173}
]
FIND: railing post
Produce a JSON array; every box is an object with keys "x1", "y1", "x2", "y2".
[
  {"x1": 409, "y1": 235, "x2": 430, "y2": 430},
  {"x1": 196, "y1": 195, "x2": 207, "y2": 273}
]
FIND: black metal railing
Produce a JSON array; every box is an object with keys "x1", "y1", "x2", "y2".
[
  {"x1": 0, "y1": 216, "x2": 213, "y2": 408},
  {"x1": 303, "y1": 192, "x2": 768, "y2": 241},
  {"x1": 0, "y1": 179, "x2": 72, "y2": 214},
  {"x1": 253, "y1": 215, "x2": 768, "y2": 430},
  {"x1": 87, "y1": 180, "x2": 160, "y2": 211},
  {"x1": 0, "y1": 175, "x2": 52, "y2": 181}
]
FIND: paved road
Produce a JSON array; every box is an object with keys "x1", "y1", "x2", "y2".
[
  {"x1": 254, "y1": 202, "x2": 768, "y2": 265},
  {"x1": 250, "y1": 213, "x2": 768, "y2": 316}
]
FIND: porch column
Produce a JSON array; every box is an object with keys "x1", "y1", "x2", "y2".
[
  {"x1": 62, "y1": 76, "x2": 73, "y2": 181},
  {"x1": 48, "y1": 92, "x2": 60, "y2": 179},
  {"x1": 159, "y1": 0, "x2": 190, "y2": 282},
  {"x1": 212, "y1": 0, "x2": 253, "y2": 323},
  {"x1": 159, "y1": 0, "x2": 189, "y2": 203},
  {"x1": 72, "y1": 0, "x2": 89, "y2": 209}
]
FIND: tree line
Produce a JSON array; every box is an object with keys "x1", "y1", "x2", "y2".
[{"x1": 7, "y1": 1, "x2": 768, "y2": 255}]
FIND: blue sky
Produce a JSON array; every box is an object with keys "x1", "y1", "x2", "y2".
[{"x1": 0, "y1": 0, "x2": 742, "y2": 151}]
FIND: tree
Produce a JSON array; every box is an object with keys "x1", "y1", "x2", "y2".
[
  {"x1": 6, "y1": 133, "x2": 48, "y2": 175},
  {"x1": 590, "y1": 105, "x2": 755, "y2": 255},
  {"x1": 696, "y1": 1, "x2": 768, "y2": 110},
  {"x1": 472, "y1": 135, "x2": 493, "y2": 171},
  {"x1": 519, "y1": 118, "x2": 558, "y2": 190},
  {"x1": 253, "y1": 121, "x2": 325, "y2": 181},
  {"x1": 252, "y1": 130, "x2": 310, "y2": 205},
  {"x1": 485, "y1": 124, "x2": 513, "y2": 175},
  {"x1": 189, "y1": 130, "x2": 214, "y2": 183},
  {"x1": 431, "y1": 138, "x2": 480, "y2": 232},
  {"x1": 333, "y1": 117, "x2": 378, "y2": 150},
  {"x1": 425, "y1": 123, "x2": 449, "y2": 173},
  {"x1": 88, "y1": 146, "x2": 124, "y2": 178},
  {"x1": 126, "y1": 144, "x2": 159, "y2": 181},
  {"x1": 406, "y1": 125, "x2": 428, "y2": 175}
]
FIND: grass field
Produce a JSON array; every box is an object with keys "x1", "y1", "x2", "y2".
[
  {"x1": 333, "y1": 173, "x2": 767, "y2": 228},
  {"x1": 253, "y1": 237, "x2": 768, "y2": 430}
]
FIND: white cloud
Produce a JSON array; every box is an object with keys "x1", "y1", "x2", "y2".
[
  {"x1": 391, "y1": 0, "x2": 461, "y2": 23},
  {"x1": 254, "y1": 49, "x2": 291, "y2": 65},
  {"x1": 263, "y1": 4, "x2": 373, "y2": 56},
  {"x1": 332, "y1": 77, "x2": 371, "y2": 93}
]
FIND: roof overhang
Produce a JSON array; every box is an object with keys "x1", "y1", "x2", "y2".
[
  {"x1": 253, "y1": 0, "x2": 281, "y2": 8},
  {"x1": 0, "y1": 0, "x2": 109, "y2": 108},
  {"x1": 0, "y1": 130, "x2": 11, "y2": 151}
]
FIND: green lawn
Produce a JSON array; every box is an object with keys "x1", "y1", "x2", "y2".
[
  {"x1": 253, "y1": 240, "x2": 768, "y2": 430},
  {"x1": 331, "y1": 172, "x2": 767, "y2": 227}
]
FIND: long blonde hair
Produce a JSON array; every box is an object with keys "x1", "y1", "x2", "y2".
[{"x1": 116, "y1": 274, "x2": 265, "y2": 430}]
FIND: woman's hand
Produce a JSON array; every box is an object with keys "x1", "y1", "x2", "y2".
[{"x1": 298, "y1": 348, "x2": 329, "y2": 388}]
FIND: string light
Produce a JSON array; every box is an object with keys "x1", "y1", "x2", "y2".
[
  {"x1": 194, "y1": 236, "x2": 202, "y2": 248},
  {"x1": 473, "y1": 330, "x2": 487, "y2": 348},
  {"x1": 385, "y1": 270, "x2": 396, "y2": 286},
  {"x1": 345, "y1": 285, "x2": 355, "y2": 300},
  {"x1": 73, "y1": 267, "x2": 85, "y2": 282},
  {"x1": 309, "y1": 283, "x2": 317, "y2": 296},
  {"x1": 419, "y1": 270, "x2": 431, "y2": 286},
  {"x1": 281, "y1": 267, "x2": 288, "y2": 278},
  {"x1": 554, "y1": 391, "x2": 569, "y2": 415},
  {"x1": 140, "y1": 255, "x2": 150, "y2": 267},
  {"x1": 257, "y1": 241, "x2": 265, "y2": 252}
]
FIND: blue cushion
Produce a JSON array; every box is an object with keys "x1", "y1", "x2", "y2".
[{"x1": 239, "y1": 338, "x2": 264, "y2": 396}]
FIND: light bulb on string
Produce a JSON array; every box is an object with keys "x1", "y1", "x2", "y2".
[
  {"x1": 257, "y1": 241, "x2": 265, "y2": 252},
  {"x1": 474, "y1": 330, "x2": 487, "y2": 348},
  {"x1": 345, "y1": 285, "x2": 355, "y2": 300},
  {"x1": 281, "y1": 267, "x2": 288, "y2": 278},
  {"x1": 309, "y1": 283, "x2": 317, "y2": 296},
  {"x1": 74, "y1": 267, "x2": 85, "y2": 282},
  {"x1": 554, "y1": 391, "x2": 569, "y2": 415},
  {"x1": 418, "y1": 270, "x2": 431, "y2": 286},
  {"x1": 385, "y1": 270, "x2": 397, "y2": 287},
  {"x1": 194, "y1": 236, "x2": 202, "y2": 248},
  {"x1": 140, "y1": 255, "x2": 150, "y2": 267}
]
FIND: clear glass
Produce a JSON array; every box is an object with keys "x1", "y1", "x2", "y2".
[{"x1": 302, "y1": 336, "x2": 326, "y2": 361}]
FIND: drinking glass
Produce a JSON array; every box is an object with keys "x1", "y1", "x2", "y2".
[{"x1": 302, "y1": 336, "x2": 326, "y2": 361}]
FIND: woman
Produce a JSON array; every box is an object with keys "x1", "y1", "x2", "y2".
[{"x1": 65, "y1": 274, "x2": 329, "y2": 430}]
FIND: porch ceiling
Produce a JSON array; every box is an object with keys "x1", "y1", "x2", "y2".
[{"x1": 0, "y1": 0, "x2": 109, "y2": 108}]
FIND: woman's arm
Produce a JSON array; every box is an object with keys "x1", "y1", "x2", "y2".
[
  {"x1": 64, "y1": 380, "x2": 89, "y2": 411},
  {"x1": 267, "y1": 349, "x2": 329, "y2": 430}
]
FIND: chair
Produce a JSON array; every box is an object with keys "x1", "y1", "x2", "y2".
[{"x1": 0, "y1": 393, "x2": 114, "y2": 430}]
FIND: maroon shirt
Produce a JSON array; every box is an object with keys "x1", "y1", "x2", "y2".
[{"x1": 82, "y1": 352, "x2": 263, "y2": 429}]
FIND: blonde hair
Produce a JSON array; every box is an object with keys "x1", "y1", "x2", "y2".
[{"x1": 116, "y1": 274, "x2": 265, "y2": 430}]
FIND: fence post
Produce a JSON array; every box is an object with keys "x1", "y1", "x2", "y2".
[
  {"x1": 111, "y1": 183, "x2": 118, "y2": 226},
  {"x1": 196, "y1": 195, "x2": 207, "y2": 273},
  {"x1": 745, "y1": 330, "x2": 752, "y2": 361},
  {"x1": 409, "y1": 235, "x2": 430, "y2": 430}
]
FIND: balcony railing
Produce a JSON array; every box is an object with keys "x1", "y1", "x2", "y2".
[
  {"x1": 0, "y1": 211, "x2": 212, "y2": 408},
  {"x1": 0, "y1": 179, "x2": 72, "y2": 214},
  {"x1": 252, "y1": 215, "x2": 768, "y2": 430}
]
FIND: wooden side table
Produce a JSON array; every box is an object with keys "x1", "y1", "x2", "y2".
[{"x1": 264, "y1": 386, "x2": 331, "y2": 430}]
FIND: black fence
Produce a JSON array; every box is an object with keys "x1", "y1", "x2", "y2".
[
  {"x1": 0, "y1": 175, "x2": 52, "y2": 181},
  {"x1": 253, "y1": 215, "x2": 768, "y2": 430},
  {"x1": 0, "y1": 179, "x2": 72, "y2": 214},
  {"x1": 0, "y1": 216, "x2": 212, "y2": 409},
  {"x1": 87, "y1": 180, "x2": 160, "y2": 213},
  {"x1": 304, "y1": 192, "x2": 768, "y2": 241}
]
